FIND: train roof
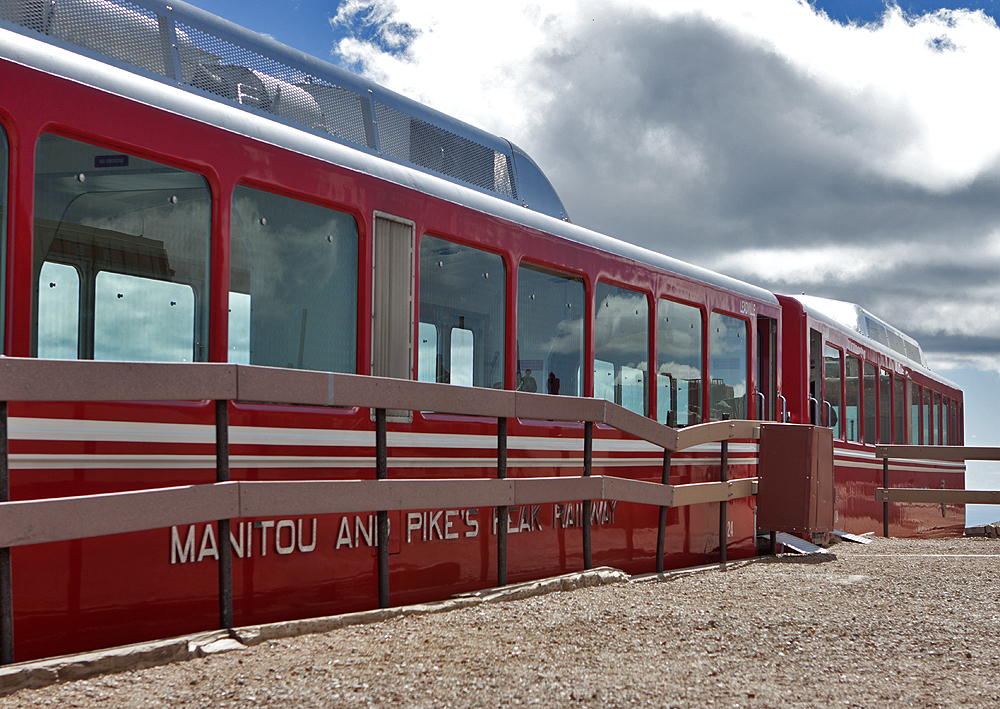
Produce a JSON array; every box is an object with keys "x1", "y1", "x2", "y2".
[
  {"x1": 783, "y1": 294, "x2": 960, "y2": 390},
  {"x1": 0, "y1": 0, "x2": 778, "y2": 307}
]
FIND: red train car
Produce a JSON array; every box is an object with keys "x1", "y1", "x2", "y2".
[
  {"x1": 777, "y1": 294, "x2": 965, "y2": 537},
  {"x1": 0, "y1": 0, "x2": 963, "y2": 661}
]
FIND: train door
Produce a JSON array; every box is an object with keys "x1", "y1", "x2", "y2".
[
  {"x1": 756, "y1": 316, "x2": 777, "y2": 420},
  {"x1": 372, "y1": 212, "x2": 415, "y2": 421}
]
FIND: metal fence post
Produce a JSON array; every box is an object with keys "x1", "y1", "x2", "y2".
[
  {"x1": 497, "y1": 416, "x2": 508, "y2": 587},
  {"x1": 719, "y1": 416, "x2": 729, "y2": 571},
  {"x1": 0, "y1": 402, "x2": 12, "y2": 664},
  {"x1": 376, "y1": 408, "x2": 390, "y2": 608},
  {"x1": 215, "y1": 399, "x2": 233, "y2": 631},
  {"x1": 883, "y1": 457, "x2": 890, "y2": 538},
  {"x1": 656, "y1": 448, "x2": 671, "y2": 574},
  {"x1": 582, "y1": 421, "x2": 593, "y2": 570}
]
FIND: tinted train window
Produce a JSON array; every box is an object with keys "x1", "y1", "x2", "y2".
[
  {"x1": 893, "y1": 376, "x2": 905, "y2": 444},
  {"x1": 863, "y1": 362, "x2": 877, "y2": 444},
  {"x1": 517, "y1": 265, "x2": 584, "y2": 396},
  {"x1": 230, "y1": 186, "x2": 357, "y2": 372},
  {"x1": 594, "y1": 283, "x2": 648, "y2": 415},
  {"x1": 931, "y1": 392, "x2": 941, "y2": 446},
  {"x1": 418, "y1": 235, "x2": 505, "y2": 388},
  {"x1": 943, "y1": 397, "x2": 951, "y2": 446},
  {"x1": 845, "y1": 355, "x2": 861, "y2": 442},
  {"x1": 923, "y1": 390, "x2": 932, "y2": 446},
  {"x1": 909, "y1": 381, "x2": 920, "y2": 444},
  {"x1": 709, "y1": 313, "x2": 747, "y2": 421},
  {"x1": 879, "y1": 370, "x2": 891, "y2": 443},
  {"x1": 656, "y1": 299, "x2": 703, "y2": 427},
  {"x1": 823, "y1": 345, "x2": 842, "y2": 438},
  {"x1": 33, "y1": 135, "x2": 210, "y2": 361},
  {"x1": 0, "y1": 126, "x2": 6, "y2": 347}
]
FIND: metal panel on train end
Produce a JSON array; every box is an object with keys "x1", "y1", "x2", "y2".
[{"x1": 756, "y1": 424, "x2": 834, "y2": 534}]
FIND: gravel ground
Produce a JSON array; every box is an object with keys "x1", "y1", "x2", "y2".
[{"x1": 2, "y1": 536, "x2": 999, "y2": 708}]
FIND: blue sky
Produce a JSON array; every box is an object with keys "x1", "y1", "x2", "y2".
[{"x1": 184, "y1": 0, "x2": 1000, "y2": 524}]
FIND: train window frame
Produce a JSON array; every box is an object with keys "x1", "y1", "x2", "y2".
[
  {"x1": 863, "y1": 361, "x2": 877, "y2": 445},
  {"x1": 923, "y1": 388, "x2": 932, "y2": 446},
  {"x1": 516, "y1": 261, "x2": 586, "y2": 398},
  {"x1": 893, "y1": 374, "x2": 905, "y2": 444},
  {"x1": 594, "y1": 280, "x2": 649, "y2": 416},
  {"x1": 909, "y1": 380, "x2": 921, "y2": 445},
  {"x1": 933, "y1": 391, "x2": 942, "y2": 445},
  {"x1": 879, "y1": 368, "x2": 892, "y2": 444},
  {"x1": 844, "y1": 354, "x2": 861, "y2": 443},
  {"x1": 417, "y1": 233, "x2": 507, "y2": 391},
  {"x1": 943, "y1": 397, "x2": 951, "y2": 446},
  {"x1": 656, "y1": 297, "x2": 704, "y2": 427},
  {"x1": 32, "y1": 133, "x2": 212, "y2": 362},
  {"x1": 708, "y1": 311, "x2": 749, "y2": 422},
  {"x1": 823, "y1": 343, "x2": 843, "y2": 439}
]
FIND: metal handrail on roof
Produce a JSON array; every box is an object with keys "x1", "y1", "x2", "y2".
[{"x1": 0, "y1": 0, "x2": 570, "y2": 219}]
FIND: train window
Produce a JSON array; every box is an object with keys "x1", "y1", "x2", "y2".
[
  {"x1": 909, "y1": 380, "x2": 921, "y2": 444},
  {"x1": 230, "y1": 186, "x2": 358, "y2": 372},
  {"x1": 933, "y1": 391, "x2": 941, "y2": 445},
  {"x1": 94, "y1": 272, "x2": 195, "y2": 360},
  {"x1": 845, "y1": 355, "x2": 861, "y2": 442},
  {"x1": 33, "y1": 134, "x2": 210, "y2": 361},
  {"x1": 517, "y1": 265, "x2": 584, "y2": 396},
  {"x1": 418, "y1": 235, "x2": 505, "y2": 388},
  {"x1": 879, "y1": 369, "x2": 891, "y2": 443},
  {"x1": 863, "y1": 362, "x2": 877, "y2": 444},
  {"x1": 943, "y1": 397, "x2": 951, "y2": 446},
  {"x1": 37, "y1": 262, "x2": 80, "y2": 359},
  {"x1": 417, "y1": 322, "x2": 437, "y2": 382},
  {"x1": 450, "y1": 328, "x2": 474, "y2": 387},
  {"x1": 656, "y1": 299, "x2": 703, "y2": 427},
  {"x1": 594, "y1": 283, "x2": 648, "y2": 415},
  {"x1": 923, "y1": 390, "x2": 932, "y2": 446},
  {"x1": 709, "y1": 313, "x2": 747, "y2": 421},
  {"x1": 823, "y1": 345, "x2": 842, "y2": 438},
  {"x1": 0, "y1": 126, "x2": 6, "y2": 345},
  {"x1": 893, "y1": 375, "x2": 905, "y2": 444}
]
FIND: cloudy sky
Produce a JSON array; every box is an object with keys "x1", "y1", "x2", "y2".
[{"x1": 190, "y1": 0, "x2": 1000, "y2": 516}]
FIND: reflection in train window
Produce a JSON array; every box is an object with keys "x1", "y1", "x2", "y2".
[
  {"x1": 657, "y1": 299, "x2": 702, "y2": 427},
  {"x1": 864, "y1": 362, "x2": 877, "y2": 444},
  {"x1": 517, "y1": 265, "x2": 583, "y2": 396},
  {"x1": 419, "y1": 236, "x2": 505, "y2": 388},
  {"x1": 417, "y1": 322, "x2": 437, "y2": 383},
  {"x1": 0, "y1": 126, "x2": 6, "y2": 346},
  {"x1": 845, "y1": 355, "x2": 861, "y2": 442},
  {"x1": 231, "y1": 186, "x2": 358, "y2": 372},
  {"x1": 37, "y1": 262, "x2": 80, "y2": 359},
  {"x1": 909, "y1": 380, "x2": 920, "y2": 444},
  {"x1": 879, "y1": 369, "x2": 891, "y2": 443},
  {"x1": 594, "y1": 283, "x2": 647, "y2": 415},
  {"x1": 923, "y1": 390, "x2": 932, "y2": 446},
  {"x1": 33, "y1": 134, "x2": 210, "y2": 360},
  {"x1": 709, "y1": 313, "x2": 747, "y2": 421},
  {"x1": 931, "y1": 392, "x2": 941, "y2": 446},
  {"x1": 94, "y1": 272, "x2": 194, "y2": 361},
  {"x1": 824, "y1": 345, "x2": 842, "y2": 439},
  {"x1": 893, "y1": 375, "x2": 905, "y2": 444},
  {"x1": 943, "y1": 397, "x2": 950, "y2": 446}
]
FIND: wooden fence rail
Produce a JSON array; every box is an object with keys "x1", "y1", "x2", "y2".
[
  {"x1": 875, "y1": 445, "x2": 1000, "y2": 537},
  {"x1": 0, "y1": 357, "x2": 763, "y2": 664}
]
